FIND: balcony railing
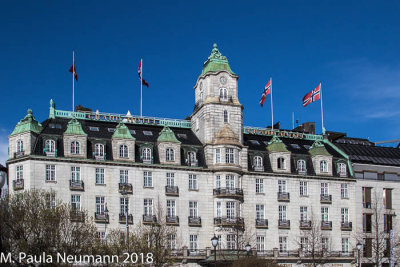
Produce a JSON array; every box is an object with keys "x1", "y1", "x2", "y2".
[
  {"x1": 187, "y1": 159, "x2": 198, "y2": 167},
  {"x1": 14, "y1": 151, "x2": 25, "y2": 158},
  {"x1": 44, "y1": 149, "x2": 57, "y2": 157},
  {"x1": 213, "y1": 188, "x2": 244, "y2": 200},
  {"x1": 143, "y1": 215, "x2": 157, "y2": 225},
  {"x1": 70, "y1": 210, "x2": 85, "y2": 222},
  {"x1": 165, "y1": 186, "x2": 179, "y2": 196},
  {"x1": 166, "y1": 216, "x2": 180, "y2": 225},
  {"x1": 321, "y1": 221, "x2": 332, "y2": 230},
  {"x1": 93, "y1": 153, "x2": 106, "y2": 161},
  {"x1": 214, "y1": 217, "x2": 244, "y2": 228},
  {"x1": 341, "y1": 221, "x2": 352, "y2": 231},
  {"x1": 94, "y1": 212, "x2": 109, "y2": 223},
  {"x1": 188, "y1": 216, "x2": 202, "y2": 227},
  {"x1": 119, "y1": 213, "x2": 133, "y2": 224},
  {"x1": 320, "y1": 194, "x2": 332, "y2": 203},
  {"x1": 69, "y1": 180, "x2": 84, "y2": 191},
  {"x1": 277, "y1": 192, "x2": 290, "y2": 202},
  {"x1": 119, "y1": 183, "x2": 133, "y2": 194},
  {"x1": 298, "y1": 169, "x2": 307, "y2": 175},
  {"x1": 278, "y1": 220, "x2": 291, "y2": 229},
  {"x1": 253, "y1": 165, "x2": 264, "y2": 172},
  {"x1": 299, "y1": 220, "x2": 312, "y2": 230},
  {"x1": 13, "y1": 179, "x2": 24, "y2": 191},
  {"x1": 256, "y1": 219, "x2": 268, "y2": 229}
]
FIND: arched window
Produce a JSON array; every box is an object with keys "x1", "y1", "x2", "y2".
[
  {"x1": 119, "y1": 144, "x2": 128, "y2": 158},
  {"x1": 70, "y1": 141, "x2": 80, "y2": 154},
  {"x1": 277, "y1": 157, "x2": 286, "y2": 170},
  {"x1": 254, "y1": 156, "x2": 263, "y2": 171},
  {"x1": 166, "y1": 148, "x2": 175, "y2": 161},
  {"x1": 187, "y1": 151, "x2": 196, "y2": 166},
  {"x1": 320, "y1": 160, "x2": 328, "y2": 173},
  {"x1": 95, "y1": 143, "x2": 104, "y2": 157},
  {"x1": 297, "y1": 159, "x2": 306, "y2": 173},
  {"x1": 142, "y1": 147, "x2": 152, "y2": 162},
  {"x1": 223, "y1": 110, "x2": 228, "y2": 123},
  {"x1": 45, "y1": 139, "x2": 55, "y2": 153},
  {"x1": 338, "y1": 163, "x2": 346, "y2": 176},
  {"x1": 16, "y1": 140, "x2": 23, "y2": 153},
  {"x1": 219, "y1": 88, "x2": 228, "y2": 101}
]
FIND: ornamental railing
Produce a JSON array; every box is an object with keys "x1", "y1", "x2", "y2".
[
  {"x1": 277, "y1": 192, "x2": 290, "y2": 201},
  {"x1": 119, "y1": 213, "x2": 133, "y2": 224},
  {"x1": 256, "y1": 219, "x2": 268, "y2": 228},
  {"x1": 299, "y1": 220, "x2": 312, "y2": 229},
  {"x1": 94, "y1": 212, "x2": 109, "y2": 223},
  {"x1": 165, "y1": 186, "x2": 179, "y2": 196},
  {"x1": 188, "y1": 216, "x2": 201, "y2": 226},
  {"x1": 69, "y1": 180, "x2": 84, "y2": 191},
  {"x1": 278, "y1": 220, "x2": 291, "y2": 229},
  {"x1": 320, "y1": 194, "x2": 332, "y2": 203},
  {"x1": 213, "y1": 188, "x2": 243, "y2": 199},
  {"x1": 166, "y1": 216, "x2": 180, "y2": 225},
  {"x1": 119, "y1": 183, "x2": 133, "y2": 194},
  {"x1": 13, "y1": 179, "x2": 24, "y2": 191}
]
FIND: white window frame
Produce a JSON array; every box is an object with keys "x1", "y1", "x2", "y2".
[
  {"x1": 219, "y1": 87, "x2": 228, "y2": 100},
  {"x1": 277, "y1": 157, "x2": 286, "y2": 170},
  {"x1": 70, "y1": 141, "x2": 80, "y2": 154},
  {"x1": 144, "y1": 198, "x2": 153, "y2": 216},
  {"x1": 223, "y1": 110, "x2": 228, "y2": 123},
  {"x1": 321, "y1": 182, "x2": 329, "y2": 195},
  {"x1": 190, "y1": 234, "x2": 198, "y2": 251},
  {"x1": 189, "y1": 201, "x2": 198, "y2": 217},
  {"x1": 278, "y1": 180, "x2": 287, "y2": 193},
  {"x1": 143, "y1": 171, "x2": 152, "y2": 187},
  {"x1": 142, "y1": 147, "x2": 152, "y2": 161},
  {"x1": 300, "y1": 206, "x2": 308, "y2": 221},
  {"x1": 189, "y1": 174, "x2": 197, "y2": 190},
  {"x1": 226, "y1": 201, "x2": 235, "y2": 219},
  {"x1": 338, "y1": 162, "x2": 346, "y2": 176},
  {"x1": 342, "y1": 238, "x2": 349, "y2": 253},
  {"x1": 187, "y1": 151, "x2": 196, "y2": 165},
  {"x1": 254, "y1": 156, "x2": 263, "y2": 168},
  {"x1": 119, "y1": 144, "x2": 129, "y2": 158},
  {"x1": 45, "y1": 139, "x2": 55, "y2": 153},
  {"x1": 256, "y1": 178, "x2": 264, "y2": 193},
  {"x1": 71, "y1": 166, "x2": 80, "y2": 182},
  {"x1": 341, "y1": 183, "x2": 349, "y2": 199},
  {"x1": 320, "y1": 160, "x2": 328, "y2": 173},
  {"x1": 96, "y1": 196, "x2": 105, "y2": 214},
  {"x1": 45, "y1": 165, "x2": 56, "y2": 181},
  {"x1": 215, "y1": 148, "x2": 221, "y2": 163},
  {"x1": 71, "y1": 195, "x2": 81, "y2": 211},
  {"x1": 341, "y1": 208, "x2": 349, "y2": 223},
  {"x1": 226, "y1": 175, "x2": 235, "y2": 189},
  {"x1": 16, "y1": 165, "x2": 23, "y2": 181},
  {"x1": 225, "y1": 148, "x2": 234, "y2": 164},
  {"x1": 168, "y1": 234, "x2": 176, "y2": 250},
  {"x1": 120, "y1": 197, "x2": 129, "y2": 215},
  {"x1": 279, "y1": 205, "x2": 287, "y2": 221},
  {"x1": 166, "y1": 148, "x2": 175, "y2": 161},
  {"x1": 120, "y1": 169, "x2": 128, "y2": 184},
  {"x1": 216, "y1": 201, "x2": 221, "y2": 218},
  {"x1": 257, "y1": 236, "x2": 265, "y2": 252},
  {"x1": 279, "y1": 236, "x2": 287, "y2": 252},
  {"x1": 166, "y1": 200, "x2": 176, "y2": 217},
  {"x1": 45, "y1": 192, "x2": 56, "y2": 209},
  {"x1": 300, "y1": 181, "x2": 308, "y2": 196},
  {"x1": 297, "y1": 159, "x2": 306, "y2": 173},
  {"x1": 216, "y1": 175, "x2": 221, "y2": 189},
  {"x1": 321, "y1": 207, "x2": 329, "y2": 222},
  {"x1": 95, "y1": 143, "x2": 104, "y2": 157},
  {"x1": 96, "y1": 168, "x2": 105, "y2": 184},
  {"x1": 17, "y1": 139, "x2": 23, "y2": 153},
  {"x1": 227, "y1": 234, "x2": 236, "y2": 250},
  {"x1": 256, "y1": 204, "x2": 265, "y2": 220},
  {"x1": 166, "y1": 173, "x2": 175, "y2": 187}
]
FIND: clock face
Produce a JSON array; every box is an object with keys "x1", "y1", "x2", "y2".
[{"x1": 220, "y1": 76, "x2": 227, "y2": 85}]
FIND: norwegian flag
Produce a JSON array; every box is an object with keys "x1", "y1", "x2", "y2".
[
  {"x1": 260, "y1": 78, "x2": 271, "y2": 107},
  {"x1": 138, "y1": 59, "x2": 149, "y2": 87},
  {"x1": 303, "y1": 83, "x2": 321, "y2": 107},
  {"x1": 69, "y1": 64, "x2": 78, "y2": 81}
]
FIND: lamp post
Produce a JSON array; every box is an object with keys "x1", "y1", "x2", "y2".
[
  {"x1": 0, "y1": 165, "x2": 6, "y2": 199},
  {"x1": 245, "y1": 243, "x2": 251, "y2": 258},
  {"x1": 356, "y1": 242, "x2": 362, "y2": 267},
  {"x1": 211, "y1": 234, "x2": 218, "y2": 267},
  {"x1": 104, "y1": 204, "x2": 109, "y2": 243}
]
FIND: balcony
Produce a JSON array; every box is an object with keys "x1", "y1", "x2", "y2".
[
  {"x1": 298, "y1": 169, "x2": 307, "y2": 175},
  {"x1": 188, "y1": 216, "x2": 202, "y2": 227},
  {"x1": 119, "y1": 183, "x2": 133, "y2": 194},
  {"x1": 219, "y1": 96, "x2": 233, "y2": 103},
  {"x1": 14, "y1": 151, "x2": 25, "y2": 158},
  {"x1": 299, "y1": 220, "x2": 312, "y2": 230},
  {"x1": 321, "y1": 221, "x2": 332, "y2": 230},
  {"x1": 166, "y1": 216, "x2": 180, "y2": 226},
  {"x1": 341, "y1": 221, "x2": 352, "y2": 231},
  {"x1": 13, "y1": 179, "x2": 24, "y2": 191},
  {"x1": 44, "y1": 149, "x2": 57, "y2": 157},
  {"x1": 256, "y1": 219, "x2": 268, "y2": 229},
  {"x1": 143, "y1": 215, "x2": 157, "y2": 225},
  {"x1": 165, "y1": 186, "x2": 179, "y2": 196},
  {"x1": 214, "y1": 217, "x2": 244, "y2": 229},
  {"x1": 187, "y1": 160, "x2": 198, "y2": 167},
  {"x1": 320, "y1": 194, "x2": 332, "y2": 204},
  {"x1": 253, "y1": 165, "x2": 264, "y2": 172},
  {"x1": 213, "y1": 188, "x2": 244, "y2": 200},
  {"x1": 278, "y1": 220, "x2": 291, "y2": 229},
  {"x1": 119, "y1": 213, "x2": 133, "y2": 224},
  {"x1": 93, "y1": 153, "x2": 106, "y2": 161},
  {"x1": 142, "y1": 157, "x2": 153, "y2": 164},
  {"x1": 94, "y1": 212, "x2": 109, "y2": 223},
  {"x1": 277, "y1": 192, "x2": 290, "y2": 202},
  {"x1": 69, "y1": 180, "x2": 84, "y2": 191},
  {"x1": 70, "y1": 210, "x2": 85, "y2": 222}
]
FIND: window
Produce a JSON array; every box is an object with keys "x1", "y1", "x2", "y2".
[
  {"x1": 320, "y1": 160, "x2": 328, "y2": 173},
  {"x1": 45, "y1": 165, "x2": 56, "y2": 181},
  {"x1": 119, "y1": 145, "x2": 128, "y2": 158},
  {"x1": 71, "y1": 195, "x2": 81, "y2": 211},
  {"x1": 45, "y1": 193, "x2": 56, "y2": 209},
  {"x1": 223, "y1": 110, "x2": 228, "y2": 123},
  {"x1": 279, "y1": 236, "x2": 287, "y2": 252},
  {"x1": 226, "y1": 175, "x2": 235, "y2": 189},
  {"x1": 129, "y1": 130, "x2": 136, "y2": 135},
  {"x1": 225, "y1": 148, "x2": 234, "y2": 164},
  {"x1": 256, "y1": 204, "x2": 265, "y2": 220},
  {"x1": 279, "y1": 205, "x2": 287, "y2": 221},
  {"x1": 70, "y1": 141, "x2": 80, "y2": 154},
  {"x1": 226, "y1": 202, "x2": 235, "y2": 219},
  {"x1": 321, "y1": 207, "x2": 329, "y2": 222},
  {"x1": 362, "y1": 187, "x2": 372, "y2": 208},
  {"x1": 142, "y1": 147, "x2": 152, "y2": 162},
  {"x1": 384, "y1": 214, "x2": 393, "y2": 232},
  {"x1": 300, "y1": 206, "x2": 308, "y2": 221},
  {"x1": 120, "y1": 169, "x2": 128, "y2": 184},
  {"x1": 364, "y1": 238, "x2": 372, "y2": 257},
  {"x1": 168, "y1": 234, "x2": 176, "y2": 250},
  {"x1": 143, "y1": 199, "x2": 153, "y2": 216},
  {"x1": 254, "y1": 156, "x2": 263, "y2": 169},
  {"x1": 216, "y1": 175, "x2": 221, "y2": 189},
  {"x1": 166, "y1": 173, "x2": 175, "y2": 187},
  {"x1": 95, "y1": 143, "x2": 104, "y2": 157},
  {"x1": 227, "y1": 235, "x2": 236, "y2": 249},
  {"x1": 143, "y1": 171, "x2": 152, "y2": 187},
  {"x1": 341, "y1": 184, "x2": 349, "y2": 199},
  {"x1": 189, "y1": 201, "x2": 198, "y2": 217},
  {"x1": 300, "y1": 181, "x2": 308, "y2": 196},
  {"x1": 45, "y1": 139, "x2": 55, "y2": 153},
  {"x1": 256, "y1": 178, "x2": 264, "y2": 193},
  {"x1": 16, "y1": 165, "x2": 23, "y2": 180},
  {"x1": 216, "y1": 202, "x2": 221, "y2": 218},
  {"x1": 341, "y1": 208, "x2": 349, "y2": 223},
  {"x1": 215, "y1": 148, "x2": 221, "y2": 163},
  {"x1": 297, "y1": 159, "x2": 306, "y2": 173},
  {"x1": 278, "y1": 180, "x2": 287, "y2": 193},
  {"x1": 96, "y1": 168, "x2": 105, "y2": 184},
  {"x1": 321, "y1": 183, "x2": 329, "y2": 195},
  {"x1": 277, "y1": 157, "x2": 285, "y2": 169},
  {"x1": 166, "y1": 200, "x2": 176, "y2": 217},
  {"x1": 189, "y1": 174, "x2": 197, "y2": 190},
  {"x1": 189, "y1": 235, "x2": 198, "y2": 251},
  {"x1": 107, "y1": 128, "x2": 115, "y2": 133},
  {"x1": 363, "y1": 213, "x2": 372, "y2": 233},
  {"x1": 187, "y1": 151, "x2": 196, "y2": 165},
  {"x1": 342, "y1": 238, "x2": 349, "y2": 253},
  {"x1": 96, "y1": 197, "x2": 105, "y2": 214},
  {"x1": 143, "y1": 131, "x2": 153, "y2": 136},
  {"x1": 338, "y1": 163, "x2": 346, "y2": 176},
  {"x1": 166, "y1": 148, "x2": 175, "y2": 161},
  {"x1": 257, "y1": 236, "x2": 265, "y2": 252},
  {"x1": 384, "y1": 188, "x2": 393, "y2": 209},
  {"x1": 322, "y1": 237, "x2": 329, "y2": 251},
  {"x1": 120, "y1": 197, "x2": 129, "y2": 215},
  {"x1": 89, "y1": 127, "x2": 99, "y2": 131},
  {"x1": 71, "y1": 166, "x2": 80, "y2": 181},
  {"x1": 17, "y1": 140, "x2": 23, "y2": 152},
  {"x1": 219, "y1": 88, "x2": 228, "y2": 100},
  {"x1": 300, "y1": 237, "x2": 309, "y2": 252}
]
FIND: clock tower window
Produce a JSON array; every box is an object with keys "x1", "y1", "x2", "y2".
[{"x1": 219, "y1": 88, "x2": 228, "y2": 101}]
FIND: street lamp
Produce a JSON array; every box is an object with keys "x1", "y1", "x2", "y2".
[
  {"x1": 245, "y1": 243, "x2": 251, "y2": 258},
  {"x1": 104, "y1": 204, "x2": 109, "y2": 242},
  {"x1": 211, "y1": 234, "x2": 218, "y2": 267},
  {"x1": 356, "y1": 242, "x2": 362, "y2": 267},
  {"x1": 0, "y1": 165, "x2": 6, "y2": 199}
]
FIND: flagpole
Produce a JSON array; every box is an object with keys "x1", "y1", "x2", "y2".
[
  {"x1": 320, "y1": 82, "x2": 325, "y2": 134},
  {"x1": 72, "y1": 50, "x2": 75, "y2": 112},
  {"x1": 270, "y1": 77, "x2": 274, "y2": 131},
  {"x1": 140, "y1": 58, "x2": 143, "y2": 117}
]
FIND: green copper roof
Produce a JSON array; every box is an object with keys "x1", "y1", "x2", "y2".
[
  {"x1": 10, "y1": 109, "x2": 43, "y2": 136},
  {"x1": 201, "y1": 43, "x2": 235, "y2": 75},
  {"x1": 157, "y1": 126, "x2": 181, "y2": 143},
  {"x1": 112, "y1": 122, "x2": 135, "y2": 140},
  {"x1": 64, "y1": 118, "x2": 87, "y2": 136},
  {"x1": 266, "y1": 135, "x2": 289, "y2": 152},
  {"x1": 308, "y1": 140, "x2": 331, "y2": 156}
]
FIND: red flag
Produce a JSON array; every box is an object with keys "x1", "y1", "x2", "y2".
[
  {"x1": 303, "y1": 83, "x2": 321, "y2": 107},
  {"x1": 260, "y1": 78, "x2": 271, "y2": 107},
  {"x1": 138, "y1": 59, "x2": 149, "y2": 87},
  {"x1": 69, "y1": 65, "x2": 78, "y2": 81}
]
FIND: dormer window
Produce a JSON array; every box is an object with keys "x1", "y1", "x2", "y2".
[
  {"x1": 166, "y1": 148, "x2": 175, "y2": 161},
  {"x1": 119, "y1": 144, "x2": 128, "y2": 158},
  {"x1": 187, "y1": 151, "x2": 197, "y2": 166},
  {"x1": 320, "y1": 160, "x2": 328, "y2": 173},
  {"x1": 219, "y1": 88, "x2": 228, "y2": 101},
  {"x1": 142, "y1": 147, "x2": 152, "y2": 163},
  {"x1": 338, "y1": 163, "x2": 347, "y2": 177},
  {"x1": 253, "y1": 156, "x2": 263, "y2": 171},
  {"x1": 297, "y1": 159, "x2": 306, "y2": 174},
  {"x1": 277, "y1": 157, "x2": 286, "y2": 170},
  {"x1": 17, "y1": 140, "x2": 23, "y2": 153},
  {"x1": 95, "y1": 143, "x2": 105, "y2": 159},
  {"x1": 223, "y1": 110, "x2": 228, "y2": 123},
  {"x1": 45, "y1": 139, "x2": 56, "y2": 157},
  {"x1": 71, "y1": 141, "x2": 80, "y2": 154}
]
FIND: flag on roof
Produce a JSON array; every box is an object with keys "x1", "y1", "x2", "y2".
[
  {"x1": 303, "y1": 83, "x2": 321, "y2": 107},
  {"x1": 138, "y1": 59, "x2": 149, "y2": 87},
  {"x1": 69, "y1": 64, "x2": 78, "y2": 81},
  {"x1": 260, "y1": 78, "x2": 271, "y2": 107}
]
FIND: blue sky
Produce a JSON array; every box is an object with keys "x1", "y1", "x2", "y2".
[{"x1": 1, "y1": 0, "x2": 400, "y2": 164}]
